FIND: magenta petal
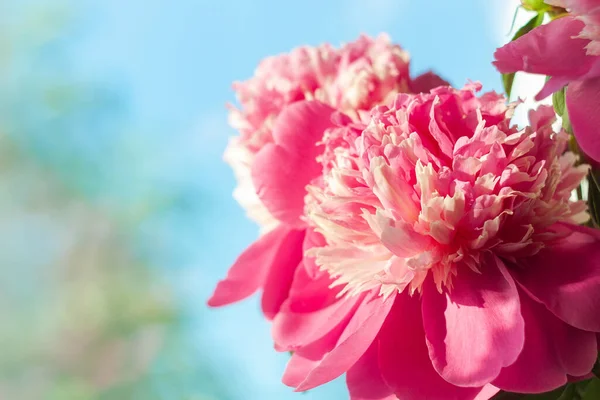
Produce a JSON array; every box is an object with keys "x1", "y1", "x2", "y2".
[
  {"x1": 346, "y1": 342, "x2": 394, "y2": 400},
  {"x1": 282, "y1": 354, "x2": 320, "y2": 388},
  {"x1": 379, "y1": 292, "x2": 485, "y2": 400},
  {"x1": 260, "y1": 229, "x2": 306, "y2": 319},
  {"x1": 286, "y1": 262, "x2": 342, "y2": 313},
  {"x1": 272, "y1": 292, "x2": 362, "y2": 351},
  {"x1": 535, "y1": 76, "x2": 571, "y2": 101},
  {"x1": 493, "y1": 292, "x2": 597, "y2": 393},
  {"x1": 410, "y1": 71, "x2": 450, "y2": 94},
  {"x1": 566, "y1": 78, "x2": 600, "y2": 162},
  {"x1": 282, "y1": 310, "x2": 352, "y2": 388},
  {"x1": 493, "y1": 17, "x2": 593, "y2": 79},
  {"x1": 422, "y1": 258, "x2": 524, "y2": 387},
  {"x1": 208, "y1": 225, "x2": 301, "y2": 307},
  {"x1": 293, "y1": 291, "x2": 396, "y2": 392},
  {"x1": 252, "y1": 101, "x2": 337, "y2": 227},
  {"x1": 511, "y1": 223, "x2": 600, "y2": 332}
]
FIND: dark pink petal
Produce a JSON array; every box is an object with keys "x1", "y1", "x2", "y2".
[
  {"x1": 208, "y1": 225, "x2": 302, "y2": 307},
  {"x1": 410, "y1": 71, "x2": 450, "y2": 94},
  {"x1": 260, "y1": 229, "x2": 306, "y2": 319},
  {"x1": 293, "y1": 291, "x2": 396, "y2": 392},
  {"x1": 566, "y1": 78, "x2": 600, "y2": 162},
  {"x1": 379, "y1": 292, "x2": 486, "y2": 400},
  {"x1": 535, "y1": 76, "x2": 571, "y2": 101},
  {"x1": 493, "y1": 292, "x2": 597, "y2": 393},
  {"x1": 422, "y1": 258, "x2": 524, "y2": 387},
  {"x1": 493, "y1": 17, "x2": 593, "y2": 80},
  {"x1": 282, "y1": 310, "x2": 353, "y2": 388},
  {"x1": 286, "y1": 261, "x2": 343, "y2": 313},
  {"x1": 272, "y1": 292, "x2": 363, "y2": 351},
  {"x1": 511, "y1": 223, "x2": 600, "y2": 332},
  {"x1": 347, "y1": 342, "x2": 394, "y2": 400},
  {"x1": 252, "y1": 101, "x2": 337, "y2": 227}
]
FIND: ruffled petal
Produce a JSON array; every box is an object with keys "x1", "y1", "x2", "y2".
[
  {"x1": 207, "y1": 225, "x2": 303, "y2": 307},
  {"x1": 422, "y1": 258, "x2": 524, "y2": 387},
  {"x1": 511, "y1": 223, "x2": 600, "y2": 332},
  {"x1": 566, "y1": 78, "x2": 600, "y2": 162},
  {"x1": 252, "y1": 101, "x2": 337, "y2": 227}
]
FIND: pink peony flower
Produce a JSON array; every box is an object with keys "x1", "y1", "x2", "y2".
[
  {"x1": 493, "y1": 5, "x2": 600, "y2": 162},
  {"x1": 210, "y1": 34, "x2": 448, "y2": 319},
  {"x1": 272, "y1": 84, "x2": 600, "y2": 399}
]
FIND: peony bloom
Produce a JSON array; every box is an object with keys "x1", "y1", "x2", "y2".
[
  {"x1": 272, "y1": 84, "x2": 600, "y2": 399},
  {"x1": 493, "y1": 2, "x2": 600, "y2": 162},
  {"x1": 209, "y1": 34, "x2": 447, "y2": 319}
]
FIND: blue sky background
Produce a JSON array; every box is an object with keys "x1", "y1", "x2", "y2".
[{"x1": 5, "y1": 0, "x2": 545, "y2": 398}]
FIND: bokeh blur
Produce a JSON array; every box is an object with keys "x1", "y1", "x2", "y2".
[{"x1": 1, "y1": 1, "x2": 543, "y2": 399}]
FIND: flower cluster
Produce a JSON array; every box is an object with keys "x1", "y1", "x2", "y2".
[{"x1": 210, "y1": 29, "x2": 600, "y2": 400}]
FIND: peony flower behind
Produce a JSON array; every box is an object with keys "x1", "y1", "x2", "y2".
[
  {"x1": 271, "y1": 84, "x2": 600, "y2": 399},
  {"x1": 210, "y1": 34, "x2": 448, "y2": 320},
  {"x1": 494, "y1": 2, "x2": 600, "y2": 162}
]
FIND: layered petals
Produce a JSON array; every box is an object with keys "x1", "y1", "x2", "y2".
[
  {"x1": 493, "y1": 292, "x2": 597, "y2": 393},
  {"x1": 511, "y1": 223, "x2": 600, "y2": 332},
  {"x1": 346, "y1": 343, "x2": 394, "y2": 400},
  {"x1": 284, "y1": 291, "x2": 396, "y2": 392},
  {"x1": 208, "y1": 225, "x2": 304, "y2": 310},
  {"x1": 378, "y1": 293, "x2": 487, "y2": 400},
  {"x1": 422, "y1": 259, "x2": 524, "y2": 387},
  {"x1": 252, "y1": 101, "x2": 337, "y2": 227}
]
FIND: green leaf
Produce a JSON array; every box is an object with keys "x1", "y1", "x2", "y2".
[
  {"x1": 583, "y1": 378, "x2": 600, "y2": 400},
  {"x1": 521, "y1": 0, "x2": 553, "y2": 12},
  {"x1": 552, "y1": 86, "x2": 566, "y2": 117},
  {"x1": 588, "y1": 169, "x2": 600, "y2": 228},
  {"x1": 502, "y1": 12, "x2": 546, "y2": 98},
  {"x1": 491, "y1": 385, "x2": 572, "y2": 400}
]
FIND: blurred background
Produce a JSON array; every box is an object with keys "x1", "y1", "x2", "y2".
[{"x1": 0, "y1": 1, "x2": 545, "y2": 399}]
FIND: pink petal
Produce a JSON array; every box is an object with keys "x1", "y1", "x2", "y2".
[
  {"x1": 378, "y1": 292, "x2": 486, "y2": 400},
  {"x1": 282, "y1": 355, "x2": 320, "y2": 388},
  {"x1": 286, "y1": 260, "x2": 343, "y2": 313},
  {"x1": 346, "y1": 342, "x2": 394, "y2": 400},
  {"x1": 493, "y1": 17, "x2": 593, "y2": 80},
  {"x1": 566, "y1": 78, "x2": 600, "y2": 162},
  {"x1": 535, "y1": 76, "x2": 571, "y2": 101},
  {"x1": 511, "y1": 223, "x2": 600, "y2": 332},
  {"x1": 422, "y1": 257, "x2": 524, "y2": 387},
  {"x1": 409, "y1": 71, "x2": 450, "y2": 94},
  {"x1": 493, "y1": 291, "x2": 597, "y2": 393},
  {"x1": 260, "y1": 229, "x2": 306, "y2": 319},
  {"x1": 207, "y1": 225, "x2": 303, "y2": 307},
  {"x1": 293, "y1": 291, "x2": 396, "y2": 392},
  {"x1": 252, "y1": 101, "x2": 337, "y2": 227},
  {"x1": 272, "y1": 292, "x2": 363, "y2": 351}
]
